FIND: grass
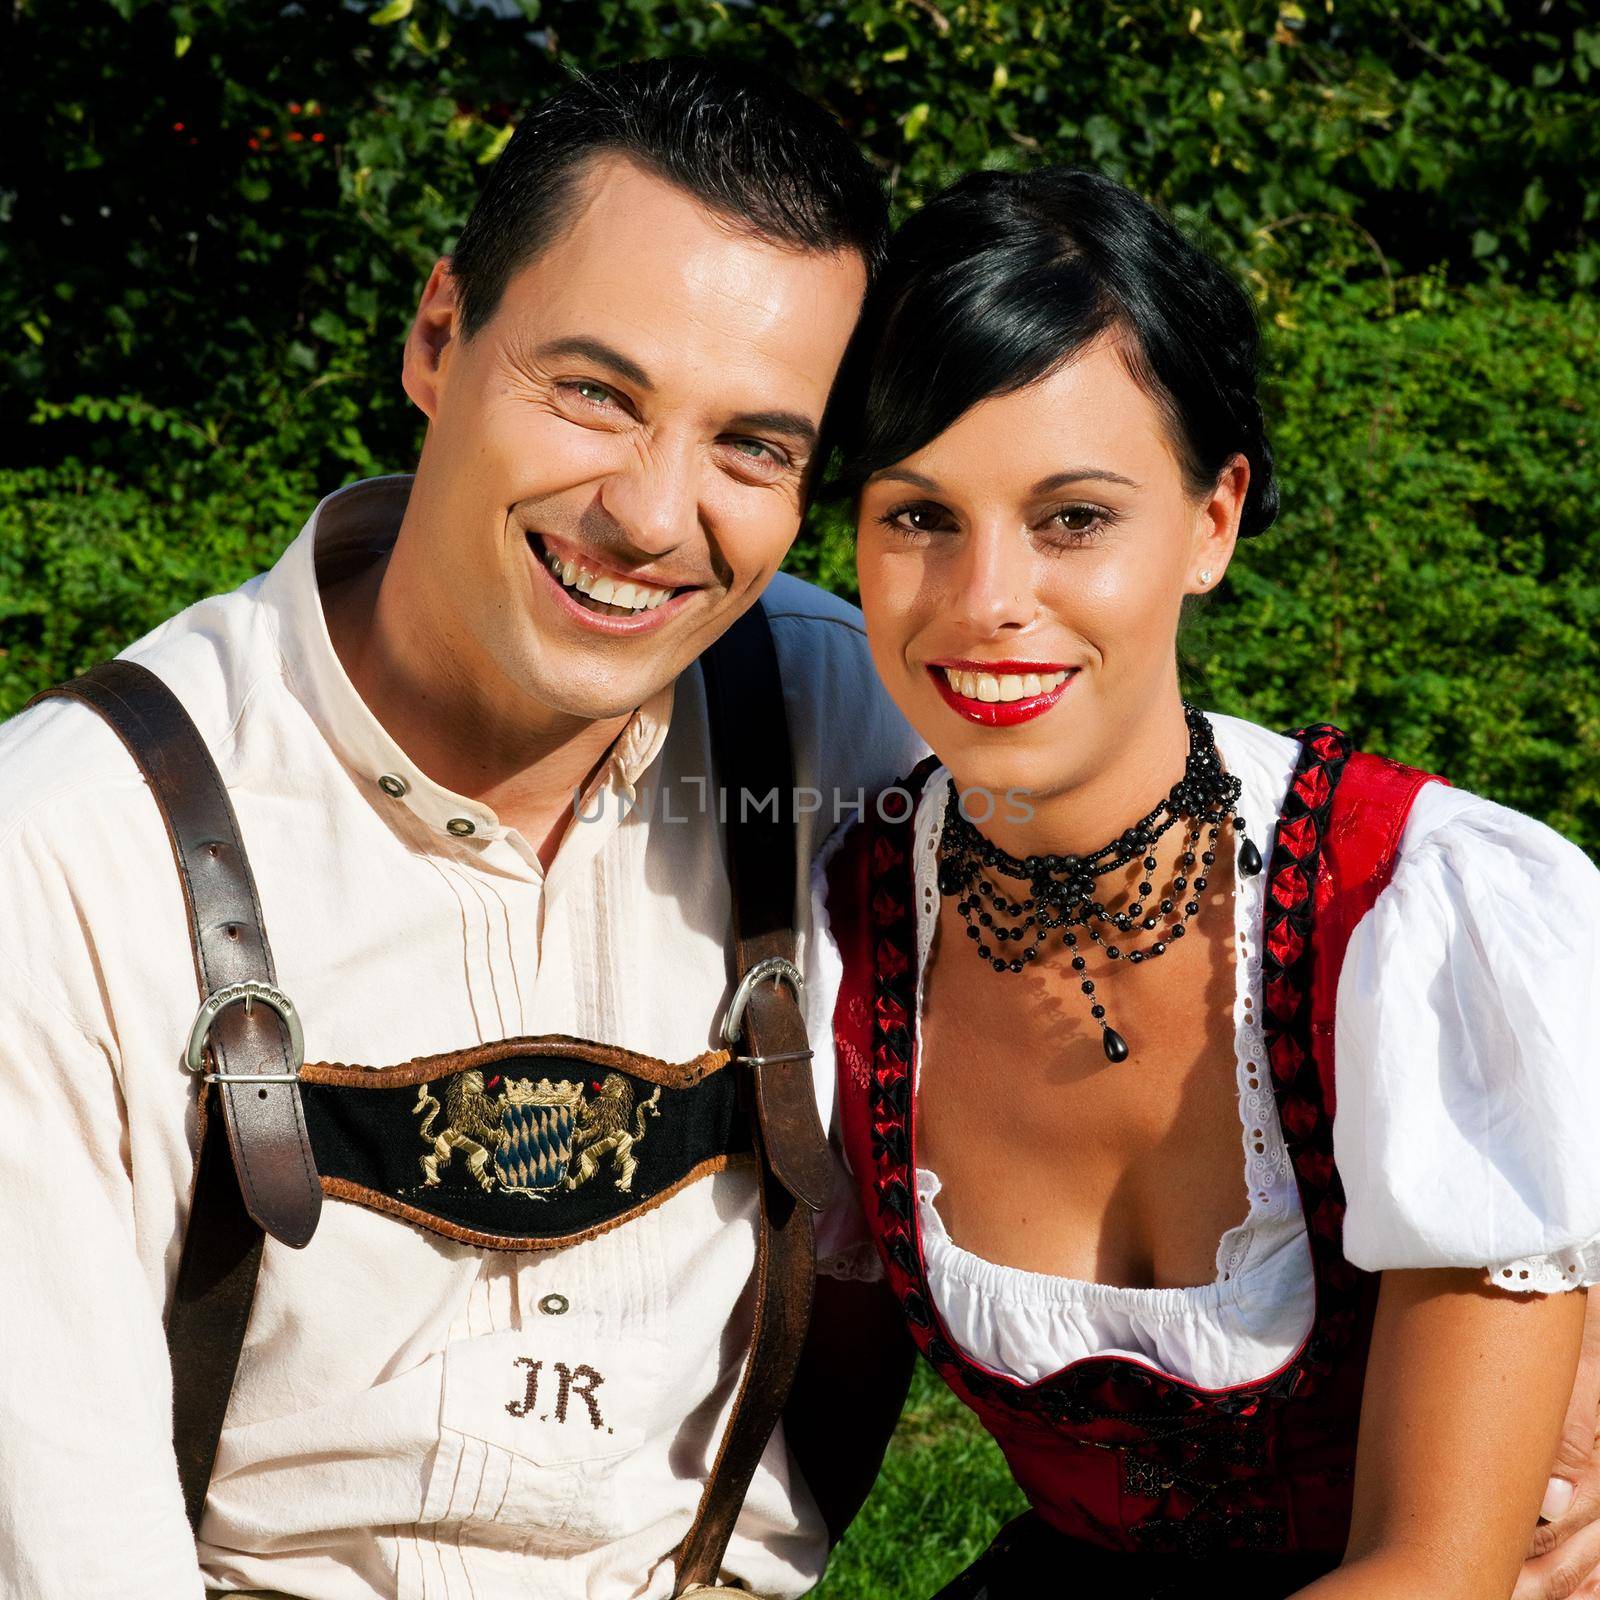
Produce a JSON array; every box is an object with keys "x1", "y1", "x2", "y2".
[{"x1": 809, "y1": 1362, "x2": 1026, "y2": 1599}]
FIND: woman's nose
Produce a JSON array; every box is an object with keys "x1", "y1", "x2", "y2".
[{"x1": 951, "y1": 523, "x2": 1038, "y2": 635}]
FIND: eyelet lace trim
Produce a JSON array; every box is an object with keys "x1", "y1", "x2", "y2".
[
  {"x1": 1490, "y1": 1242, "x2": 1600, "y2": 1294},
  {"x1": 1222, "y1": 842, "x2": 1299, "y2": 1284}
]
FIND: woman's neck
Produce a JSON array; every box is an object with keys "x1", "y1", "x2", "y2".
[{"x1": 953, "y1": 692, "x2": 1194, "y2": 862}]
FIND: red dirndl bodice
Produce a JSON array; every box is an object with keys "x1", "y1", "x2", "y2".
[{"x1": 831, "y1": 726, "x2": 1440, "y2": 1559}]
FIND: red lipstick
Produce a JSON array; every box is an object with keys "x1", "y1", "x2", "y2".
[{"x1": 926, "y1": 661, "x2": 1078, "y2": 727}]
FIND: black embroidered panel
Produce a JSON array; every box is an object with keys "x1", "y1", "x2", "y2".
[{"x1": 299, "y1": 1046, "x2": 751, "y2": 1250}]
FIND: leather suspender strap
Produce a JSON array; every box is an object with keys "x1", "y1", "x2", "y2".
[
  {"x1": 27, "y1": 660, "x2": 321, "y2": 1530},
  {"x1": 672, "y1": 601, "x2": 834, "y2": 1594}
]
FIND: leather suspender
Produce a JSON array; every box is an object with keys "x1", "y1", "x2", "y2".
[
  {"x1": 28, "y1": 661, "x2": 320, "y2": 1529},
  {"x1": 30, "y1": 599, "x2": 831, "y2": 1589},
  {"x1": 673, "y1": 602, "x2": 834, "y2": 1592}
]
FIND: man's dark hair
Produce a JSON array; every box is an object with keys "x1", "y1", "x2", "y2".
[
  {"x1": 450, "y1": 56, "x2": 888, "y2": 337},
  {"x1": 831, "y1": 167, "x2": 1280, "y2": 540}
]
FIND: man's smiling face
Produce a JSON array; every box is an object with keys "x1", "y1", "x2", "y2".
[{"x1": 401, "y1": 153, "x2": 868, "y2": 722}]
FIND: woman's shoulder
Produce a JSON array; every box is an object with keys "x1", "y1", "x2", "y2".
[
  {"x1": 1392, "y1": 776, "x2": 1598, "y2": 893},
  {"x1": 814, "y1": 755, "x2": 947, "y2": 872},
  {"x1": 1207, "y1": 708, "x2": 1596, "y2": 889},
  {"x1": 1332, "y1": 760, "x2": 1600, "y2": 1282}
]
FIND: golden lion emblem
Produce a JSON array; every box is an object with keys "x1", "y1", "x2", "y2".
[{"x1": 413, "y1": 1069, "x2": 662, "y2": 1197}]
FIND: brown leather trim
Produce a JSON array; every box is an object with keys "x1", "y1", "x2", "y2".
[
  {"x1": 299, "y1": 1035, "x2": 731, "y2": 1091},
  {"x1": 319, "y1": 1151, "x2": 755, "y2": 1251}
]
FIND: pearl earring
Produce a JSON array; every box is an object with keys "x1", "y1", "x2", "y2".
[{"x1": 1198, "y1": 569, "x2": 1214, "y2": 585}]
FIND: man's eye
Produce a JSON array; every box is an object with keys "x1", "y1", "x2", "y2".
[
  {"x1": 564, "y1": 380, "x2": 616, "y2": 408},
  {"x1": 719, "y1": 437, "x2": 791, "y2": 481}
]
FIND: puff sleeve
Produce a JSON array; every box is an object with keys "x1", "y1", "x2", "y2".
[{"x1": 1334, "y1": 782, "x2": 1600, "y2": 1292}]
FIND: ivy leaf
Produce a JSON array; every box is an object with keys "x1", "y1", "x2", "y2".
[{"x1": 477, "y1": 123, "x2": 515, "y2": 165}]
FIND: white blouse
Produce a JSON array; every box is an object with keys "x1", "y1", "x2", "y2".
[{"x1": 815, "y1": 713, "x2": 1600, "y2": 1390}]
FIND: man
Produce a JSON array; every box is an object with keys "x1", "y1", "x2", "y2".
[{"x1": 0, "y1": 58, "x2": 917, "y2": 1600}]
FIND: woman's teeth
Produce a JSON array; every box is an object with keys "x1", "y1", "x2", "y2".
[
  {"x1": 543, "y1": 546, "x2": 674, "y2": 613},
  {"x1": 942, "y1": 667, "x2": 1070, "y2": 703}
]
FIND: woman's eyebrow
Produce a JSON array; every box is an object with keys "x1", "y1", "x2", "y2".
[
  {"x1": 870, "y1": 468, "x2": 942, "y2": 491},
  {"x1": 1032, "y1": 468, "x2": 1141, "y2": 492}
]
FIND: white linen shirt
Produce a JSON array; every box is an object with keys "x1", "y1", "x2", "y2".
[{"x1": 0, "y1": 476, "x2": 925, "y2": 1600}]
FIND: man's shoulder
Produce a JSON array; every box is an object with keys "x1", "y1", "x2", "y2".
[
  {"x1": 760, "y1": 570, "x2": 870, "y2": 638},
  {"x1": 757, "y1": 573, "x2": 929, "y2": 802}
]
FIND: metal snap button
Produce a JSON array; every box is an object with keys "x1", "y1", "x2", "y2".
[
  {"x1": 378, "y1": 774, "x2": 409, "y2": 798},
  {"x1": 446, "y1": 817, "x2": 476, "y2": 837},
  {"x1": 538, "y1": 1293, "x2": 569, "y2": 1316}
]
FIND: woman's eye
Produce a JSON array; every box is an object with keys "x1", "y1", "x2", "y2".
[
  {"x1": 1046, "y1": 504, "x2": 1111, "y2": 541},
  {"x1": 881, "y1": 502, "x2": 955, "y2": 535}
]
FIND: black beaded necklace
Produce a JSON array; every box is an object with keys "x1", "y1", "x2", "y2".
[{"x1": 935, "y1": 703, "x2": 1263, "y2": 1063}]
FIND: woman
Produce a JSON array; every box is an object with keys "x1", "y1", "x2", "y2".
[{"x1": 814, "y1": 168, "x2": 1600, "y2": 1598}]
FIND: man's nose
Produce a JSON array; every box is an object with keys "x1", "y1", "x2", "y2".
[
  {"x1": 952, "y1": 522, "x2": 1038, "y2": 636},
  {"x1": 597, "y1": 435, "x2": 701, "y2": 558}
]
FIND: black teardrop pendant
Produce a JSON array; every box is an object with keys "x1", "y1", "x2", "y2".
[
  {"x1": 1101, "y1": 1026, "x2": 1130, "y2": 1064},
  {"x1": 1237, "y1": 836, "x2": 1263, "y2": 877}
]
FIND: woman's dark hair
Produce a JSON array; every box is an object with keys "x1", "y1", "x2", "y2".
[
  {"x1": 830, "y1": 168, "x2": 1279, "y2": 539},
  {"x1": 451, "y1": 57, "x2": 888, "y2": 339}
]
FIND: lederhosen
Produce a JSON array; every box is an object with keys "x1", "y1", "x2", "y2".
[
  {"x1": 30, "y1": 601, "x2": 832, "y2": 1597},
  {"x1": 829, "y1": 727, "x2": 1441, "y2": 1599}
]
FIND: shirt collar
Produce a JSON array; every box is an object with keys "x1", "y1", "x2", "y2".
[{"x1": 257, "y1": 475, "x2": 674, "y2": 845}]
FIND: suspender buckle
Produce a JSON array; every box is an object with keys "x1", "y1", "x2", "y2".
[
  {"x1": 720, "y1": 956, "x2": 805, "y2": 1055},
  {"x1": 183, "y1": 979, "x2": 305, "y2": 1082}
]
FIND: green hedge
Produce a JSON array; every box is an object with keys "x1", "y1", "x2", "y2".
[
  {"x1": 5, "y1": 270, "x2": 1594, "y2": 851},
  {"x1": 4, "y1": 1, "x2": 1597, "y2": 851},
  {"x1": 6, "y1": 1, "x2": 1596, "y2": 488},
  {"x1": 1193, "y1": 272, "x2": 1600, "y2": 850}
]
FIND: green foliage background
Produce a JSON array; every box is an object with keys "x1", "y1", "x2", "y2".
[
  {"x1": 4, "y1": 0, "x2": 1598, "y2": 847},
  {"x1": 2, "y1": 4, "x2": 1596, "y2": 1590}
]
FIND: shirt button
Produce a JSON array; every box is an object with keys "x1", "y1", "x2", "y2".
[
  {"x1": 378, "y1": 774, "x2": 409, "y2": 798},
  {"x1": 446, "y1": 817, "x2": 476, "y2": 837},
  {"x1": 538, "y1": 1293, "x2": 569, "y2": 1316}
]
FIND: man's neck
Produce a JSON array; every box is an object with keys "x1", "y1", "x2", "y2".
[{"x1": 322, "y1": 547, "x2": 633, "y2": 870}]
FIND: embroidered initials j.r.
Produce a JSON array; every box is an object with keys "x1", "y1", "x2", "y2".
[{"x1": 505, "y1": 1356, "x2": 607, "y2": 1430}]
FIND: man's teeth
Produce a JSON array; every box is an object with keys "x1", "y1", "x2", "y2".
[
  {"x1": 544, "y1": 547, "x2": 674, "y2": 612},
  {"x1": 942, "y1": 667, "x2": 1070, "y2": 703}
]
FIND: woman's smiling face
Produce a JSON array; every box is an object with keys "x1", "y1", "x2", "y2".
[{"x1": 854, "y1": 332, "x2": 1248, "y2": 813}]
